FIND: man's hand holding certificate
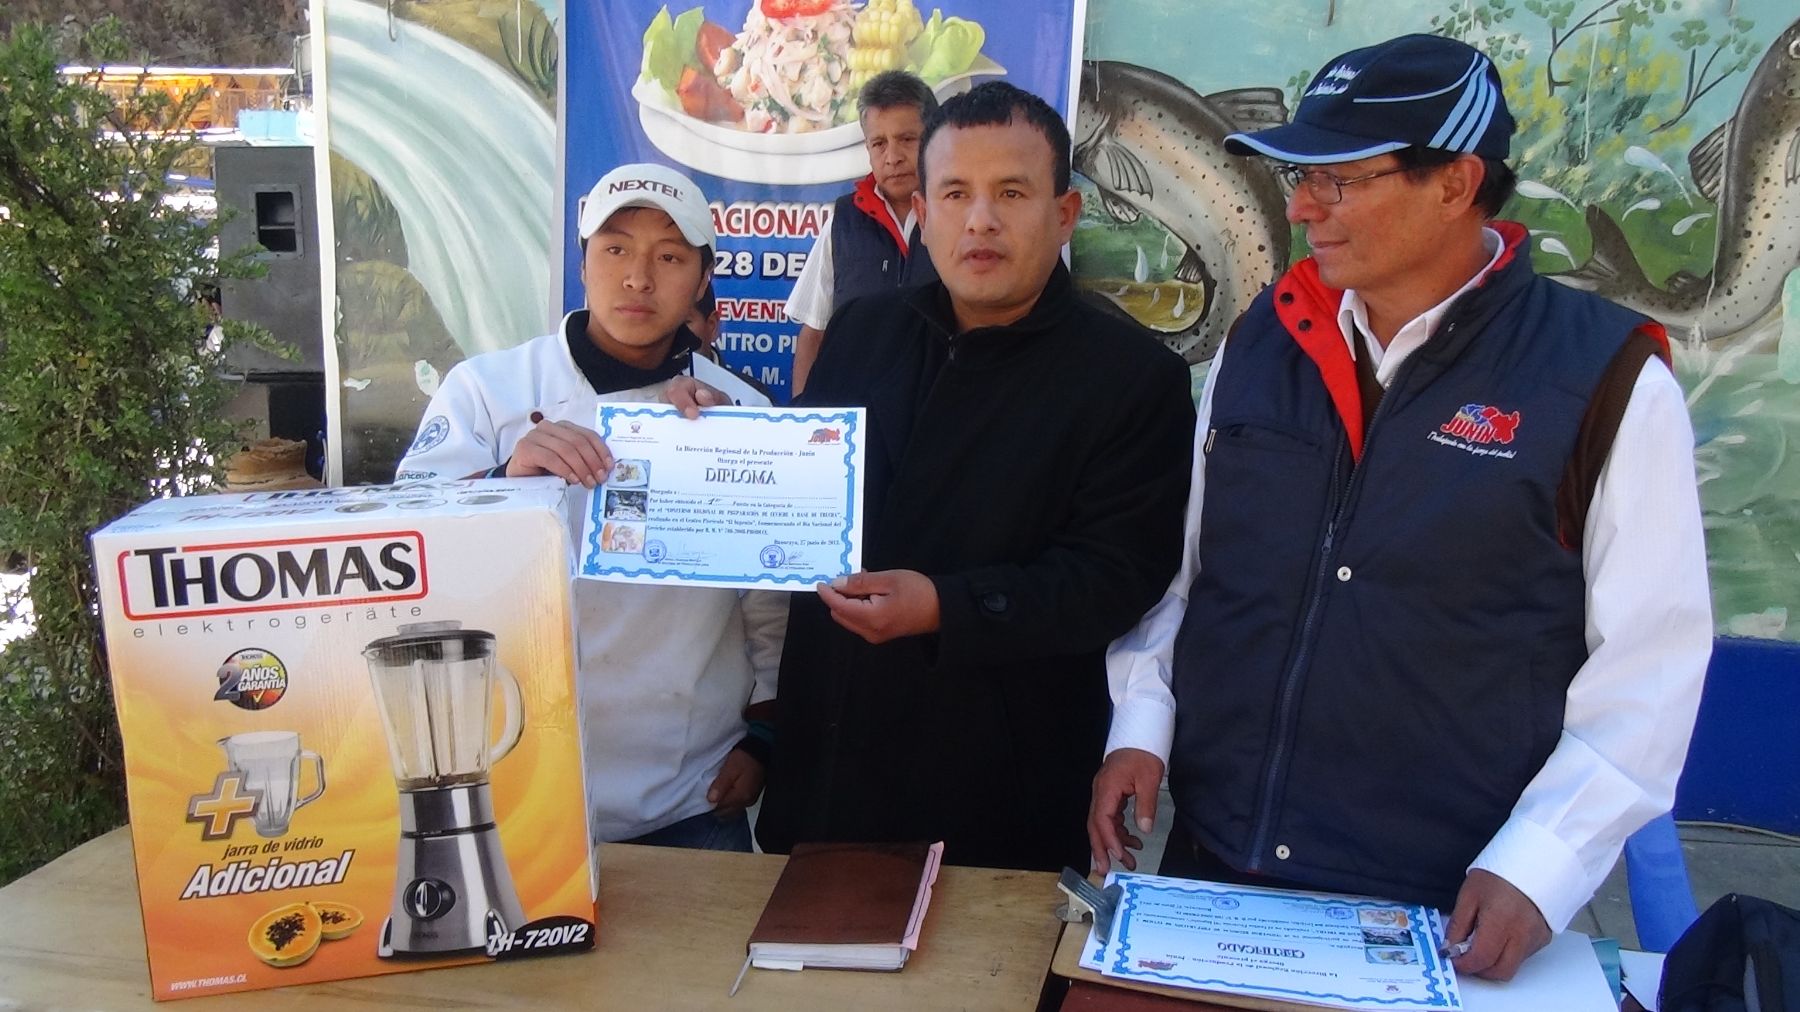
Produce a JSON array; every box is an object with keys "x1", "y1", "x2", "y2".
[{"x1": 577, "y1": 403, "x2": 867, "y2": 590}]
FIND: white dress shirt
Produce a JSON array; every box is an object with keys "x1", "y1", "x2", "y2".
[
  {"x1": 1103, "y1": 241, "x2": 1712, "y2": 931},
  {"x1": 1340, "y1": 229, "x2": 1506, "y2": 385}
]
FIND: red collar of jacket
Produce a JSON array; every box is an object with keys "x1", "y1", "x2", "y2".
[
  {"x1": 852, "y1": 174, "x2": 909, "y2": 254},
  {"x1": 1268, "y1": 220, "x2": 1667, "y2": 462}
]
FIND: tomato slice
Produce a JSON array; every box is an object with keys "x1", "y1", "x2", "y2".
[
  {"x1": 760, "y1": 0, "x2": 836, "y2": 18},
  {"x1": 677, "y1": 65, "x2": 745, "y2": 123},
  {"x1": 696, "y1": 22, "x2": 734, "y2": 69}
]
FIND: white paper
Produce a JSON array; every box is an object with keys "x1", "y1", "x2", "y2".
[
  {"x1": 1086, "y1": 872, "x2": 1462, "y2": 1010},
  {"x1": 1457, "y1": 932, "x2": 1616, "y2": 1012},
  {"x1": 1076, "y1": 878, "x2": 1618, "y2": 1012},
  {"x1": 576, "y1": 404, "x2": 866, "y2": 589},
  {"x1": 1619, "y1": 949, "x2": 1667, "y2": 1012}
]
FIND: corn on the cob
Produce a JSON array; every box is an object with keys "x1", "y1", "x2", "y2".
[{"x1": 849, "y1": 0, "x2": 923, "y2": 91}]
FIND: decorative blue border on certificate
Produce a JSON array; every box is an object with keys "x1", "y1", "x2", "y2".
[
  {"x1": 580, "y1": 405, "x2": 862, "y2": 585},
  {"x1": 1107, "y1": 878, "x2": 1458, "y2": 1008}
]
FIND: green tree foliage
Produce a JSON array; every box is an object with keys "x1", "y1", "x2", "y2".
[
  {"x1": 1660, "y1": 12, "x2": 1759, "y2": 133},
  {"x1": 1428, "y1": 0, "x2": 1755, "y2": 279},
  {"x1": 0, "y1": 20, "x2": 265, "y2": 884},
  {"x1": 0, "y1": 0, "x2": 305, "y2": 66},
  {"x1": 1429, "y1": 0, "x2": 1759, "y2": 189}
]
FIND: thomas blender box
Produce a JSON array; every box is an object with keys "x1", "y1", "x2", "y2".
[{"x1": 92, "y1": 478, "x2": 596, "y2": 1000}]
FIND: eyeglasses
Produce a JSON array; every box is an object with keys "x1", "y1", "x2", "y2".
[{"x1": 1274, "y1": 164, "x2": 1410, "y2": 205}]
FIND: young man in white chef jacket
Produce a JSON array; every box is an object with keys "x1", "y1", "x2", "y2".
[{"x1": 398, "y1": 163, "x2": 784, "y2": 850}]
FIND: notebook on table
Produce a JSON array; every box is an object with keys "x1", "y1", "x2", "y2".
[{"x1": 732, "y1": 840, "x2": 945, "y2": 991}]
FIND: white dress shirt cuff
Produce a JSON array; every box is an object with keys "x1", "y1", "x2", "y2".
[
  {"x1": 1468, "y1": 815, "x2": 1591, "y2": 932},
  {"x1": 1104, "y1": 691, "x2": 1176, "y2": 761}
]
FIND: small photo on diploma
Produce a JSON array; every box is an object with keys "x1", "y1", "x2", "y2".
[{"x1": 577, "y1": 404, "x2": 867, "y2": 590}]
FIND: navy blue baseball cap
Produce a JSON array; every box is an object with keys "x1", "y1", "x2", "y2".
[{"x1": 1225, "y1": 34, "x2": 1515, "y2": 163}]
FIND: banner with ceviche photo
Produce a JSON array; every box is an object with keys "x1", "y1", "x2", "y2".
[{"x1": 562, "y1": 0, "x2": 1086, "y2": 402}]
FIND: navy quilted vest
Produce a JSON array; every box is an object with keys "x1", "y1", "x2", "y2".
[
  {"x1": 830, "y1": 188, "x2": 937, "y2": 310},
  {"x1": 1169, "y1": 242, "x2": 1651, "y2": 909}
]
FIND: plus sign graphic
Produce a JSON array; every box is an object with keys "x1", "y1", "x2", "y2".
[{"x1": 185, "y1": 771, "x2": 263, "y2": 841}]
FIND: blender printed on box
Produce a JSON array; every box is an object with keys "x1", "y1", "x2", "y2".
[{"x1": 92, "y1": 478, "x2": 597, "y2": 1001}]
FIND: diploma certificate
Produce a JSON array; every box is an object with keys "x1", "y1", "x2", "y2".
[
  {"x1": 1080, "y1": 873, "x2": 1462, "y2": 1010},
  {"x1": 577, "y1": 404, "x2": 866, "y2": 589}
]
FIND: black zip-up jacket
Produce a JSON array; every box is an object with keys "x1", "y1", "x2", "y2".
[{"x1": 755, "y1": 263, "x2": 1195, "y2": 872}]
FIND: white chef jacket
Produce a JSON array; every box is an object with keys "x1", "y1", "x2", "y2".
[{"x1": 397, "y1": 319, "x2": 787, "y2": 842}]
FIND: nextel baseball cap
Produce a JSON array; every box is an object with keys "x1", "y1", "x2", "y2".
[
  {"x1": 1225, "y1": 34, "x2": 1514, "y2": 164},
  {"x1": 578, "y1": 163, "x2": 715, "y2": 248}
]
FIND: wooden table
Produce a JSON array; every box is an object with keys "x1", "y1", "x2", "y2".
[
  {"x1": 1050, "y1": 922, "x2": 1295, "y2": 1012},
  {"x1": 0, "y1": 828, "x2": 1065, "y2": 1009}
]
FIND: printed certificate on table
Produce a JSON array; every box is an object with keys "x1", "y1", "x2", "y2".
[
  {"x1": 1080, "y1": 872, "x2": 1462, "y2": 1011},
  {"x1": 577, "y1": 404, "x2": 865, "y2": 590}
]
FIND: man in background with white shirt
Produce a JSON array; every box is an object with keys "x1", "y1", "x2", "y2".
[
  {"x1": 785, "y1": 70, "x2": 938, "y2": 394},
  {"x1": 1088, "y1": 34, "x2": 1710, "y2": 981}
]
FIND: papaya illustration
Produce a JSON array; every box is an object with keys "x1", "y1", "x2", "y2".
[
  {"x1": 248, "y1": 902, "x2": 323, "y2": 967},
  {"x1": 308, "y1": 900, "x2": 364, "y2": 940}
]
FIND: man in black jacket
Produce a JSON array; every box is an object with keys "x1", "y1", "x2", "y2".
[{"x1": 754, "y1": 82, "x2": 1196, "y2": 873}]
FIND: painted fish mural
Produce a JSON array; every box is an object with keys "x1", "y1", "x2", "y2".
[
  {"x1": 1073, "y1": 60, "x2": 1291, "y2": 363},
  {"x1": 1560, "y1": 18, "x2": 1800, "y2": 340}
]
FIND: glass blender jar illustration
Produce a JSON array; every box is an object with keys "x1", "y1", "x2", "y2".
[{"x1": 363, "y1": 621, "x2": 526, "y2": 957}]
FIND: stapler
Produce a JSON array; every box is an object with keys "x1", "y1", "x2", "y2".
[{"x1": 1056, "y1": 868, "x2": 1123, "y2": 944}]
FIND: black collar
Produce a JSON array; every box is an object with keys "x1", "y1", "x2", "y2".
[
  {"x1": 564, "y1": 310, "x2": 701, "y2": 395},
  {"x1": 904, "y1": 260, "x2": 1080, "y2": 360}
]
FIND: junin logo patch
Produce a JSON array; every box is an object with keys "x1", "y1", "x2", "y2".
[{"x1": 1439, "y1": 403, "x2": 1520, "y2": 445}]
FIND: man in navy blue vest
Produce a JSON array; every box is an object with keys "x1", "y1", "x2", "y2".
[
  {"x1": 785, "y1": 70, "x2": 940, "y2": 394},
  {"x1": 1088, "y1": 35, "x2": 1711, "y2": 980}
]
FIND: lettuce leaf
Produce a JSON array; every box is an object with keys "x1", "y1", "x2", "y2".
[
  {"x1": 918, "y1": 18, "x2": 984, "y2": 83},
  {"x1": 671, "y1": 7, "x2": 706, "y2": 71},
  {"x1": 907, "y1": 8, "x2": 944, "y2": 69},
  {"x1": 641, "y1": 6, "x2": 681, "y2": 91},
  {"x1": 641, "y1": 5, "x2": 708, "y2": 94}
]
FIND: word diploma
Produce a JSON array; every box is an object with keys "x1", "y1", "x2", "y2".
[{"x1": 578, "y1": 404, "x2": 866, "y2": 590}]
